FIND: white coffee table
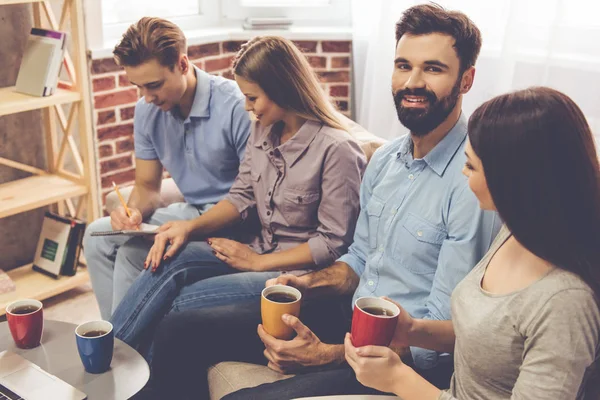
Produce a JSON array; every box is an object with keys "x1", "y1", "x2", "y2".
[{"x1": 0, "y1": 319, "x2": 149, "y2": 400}]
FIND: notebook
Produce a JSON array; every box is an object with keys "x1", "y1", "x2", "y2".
[{"x1": 90, "y1": 223, "x2": 159, "y2": 237}]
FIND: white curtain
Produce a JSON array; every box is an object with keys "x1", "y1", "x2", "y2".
[{"x1": 352, "y1": 0, "x2": 600, "y2": 148}]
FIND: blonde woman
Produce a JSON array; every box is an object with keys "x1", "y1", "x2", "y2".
[{"x1": 110, "y1": 36, "x2": 367, "y2": 360}]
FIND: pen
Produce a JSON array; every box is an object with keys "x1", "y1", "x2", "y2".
[{"x1": 112, "y1": 181, "x2": 132, "y2": 218}]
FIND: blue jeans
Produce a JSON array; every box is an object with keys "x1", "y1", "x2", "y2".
[
  {"x1": 83, "y1": 203, "x2": 205, "y2": 320},
  {"x1": 110, "y1": 240, "x2": 279, "y2": 350}
]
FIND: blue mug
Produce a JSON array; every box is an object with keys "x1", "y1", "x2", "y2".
[{"x1": 75, "y1": 320, "x2": 114, "y2": 374}]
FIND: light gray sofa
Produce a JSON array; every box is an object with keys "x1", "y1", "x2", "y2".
[{"x1": 105, "y1": 120, "x2": 387, "y2": 399}]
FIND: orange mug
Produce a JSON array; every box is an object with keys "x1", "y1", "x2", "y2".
[{"x1": 261, "y1": 285, "x2": 302, "y2": 340}]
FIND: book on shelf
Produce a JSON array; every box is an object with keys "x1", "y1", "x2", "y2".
[
  {"x1": 15, "y1": 28, "x2": 67, "y2": 97},
  {"x1": 32, "y1": 212, "x2": 86, "y2": 279}
]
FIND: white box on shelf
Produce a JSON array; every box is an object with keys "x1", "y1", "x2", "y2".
[{"x1": 15, "y1": 28, "x2": 67, "y2": 97}]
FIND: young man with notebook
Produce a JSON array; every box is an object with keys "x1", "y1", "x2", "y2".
[{"x1": 83, "y1": 17, "x2": 251, "y2": 320}]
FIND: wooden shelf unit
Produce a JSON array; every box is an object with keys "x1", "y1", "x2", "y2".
[
  {"x1": 0, "y1": 0, "x2": 100, "y2": 312},
  {"x1": 1, "y1": 0, "x2": 42, "y2": 5},
  {"x1": 0, "y1": 86, "x2": 81, "y2": 117},
  {"x1": 0, "y1": 174, "x2": 88, "y2": 218}
]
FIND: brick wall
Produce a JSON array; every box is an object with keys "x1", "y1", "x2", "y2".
[{"x1": 89, "y1": 39, "x2": 352, "y2": 213}]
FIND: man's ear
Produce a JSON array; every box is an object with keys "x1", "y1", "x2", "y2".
[
  {"x1": 460, "y1": 66, "x2": 476, "y2": 94},
  {"x1": 178, "y1": 54, "x2": 190, "y2": 74}
]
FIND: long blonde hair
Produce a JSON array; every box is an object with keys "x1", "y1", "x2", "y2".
[{"x1": 232, "y1": 36, "x2": 346, "y2": 131}]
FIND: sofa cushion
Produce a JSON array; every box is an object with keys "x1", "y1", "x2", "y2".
[
  {"x1": 208, "y1": 361, "x2": 293, "y2": 400},
  {"x1": 339, "y1": 114, "x2": 387, "y2": 163}
]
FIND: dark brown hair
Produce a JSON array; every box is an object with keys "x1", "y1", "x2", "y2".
[
  {"x1": 395, "y1": 3, "x2": 482, "y2": 73},
  {"x1": 113, "y1": 17, "x2": 187, "y2": 69},
  {"x1": 468, "y1": 87, "x2": 600, "y2": 296},
  {"x1": 232, "y1": 36, "x2": 345, "y2": 130}
]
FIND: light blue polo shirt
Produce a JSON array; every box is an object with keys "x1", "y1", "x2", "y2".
[{"x1": 133, "y1": 66, "x2": 251, "y2": 205}]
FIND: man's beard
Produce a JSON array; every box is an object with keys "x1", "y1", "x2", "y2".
[{"x1": 393, "y1": 78, "x2": 461, "y2": 137}]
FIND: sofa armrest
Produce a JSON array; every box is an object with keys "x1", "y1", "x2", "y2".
[
  {"x1": 208, "y1": 362, "x2": 293, "y2": 400},
  {"x1": 105, "y1": 177, "x2": 185, "y2": 214},
  {"x1": 338, "y1": 114, "x2": 387, "y2": 162}
]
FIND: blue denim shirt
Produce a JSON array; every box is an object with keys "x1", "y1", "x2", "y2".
[
  {"x1": 339, "y1": 114, "x2": 501, "y2": 370},
  {"x1": 134, "y1": 66, "x2": 251, "y2": 205}
]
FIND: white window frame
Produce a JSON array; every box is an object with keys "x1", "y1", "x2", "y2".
[
  {"x1": 85, "y1": 0, "x2": 220, "y2": 51},
  {"x1": 221, "y1": 0, "x2": 351, "y2": 27},
  {"x1": 85, "y1": 0, "x2": 353, "y2": 57}
]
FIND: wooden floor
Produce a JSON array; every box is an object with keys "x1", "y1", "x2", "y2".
[
  {"x1": 1, "y1": 283, "x2": 100, "y2": 325},
  {"x1": 43, "y1": 283, "x2": 101, "y2": 325}
]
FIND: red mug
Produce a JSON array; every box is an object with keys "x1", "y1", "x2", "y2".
[
  {"x1": 351, "y1": 297, "x2": 400, "y2": 347},
  {"x1": 6, "y1": 299, "x2": 44, "y2": 349}
]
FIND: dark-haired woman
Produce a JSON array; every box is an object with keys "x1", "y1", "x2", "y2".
[{"x1": 345, "y1": 87, "x2": 600, "y2": 399}]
